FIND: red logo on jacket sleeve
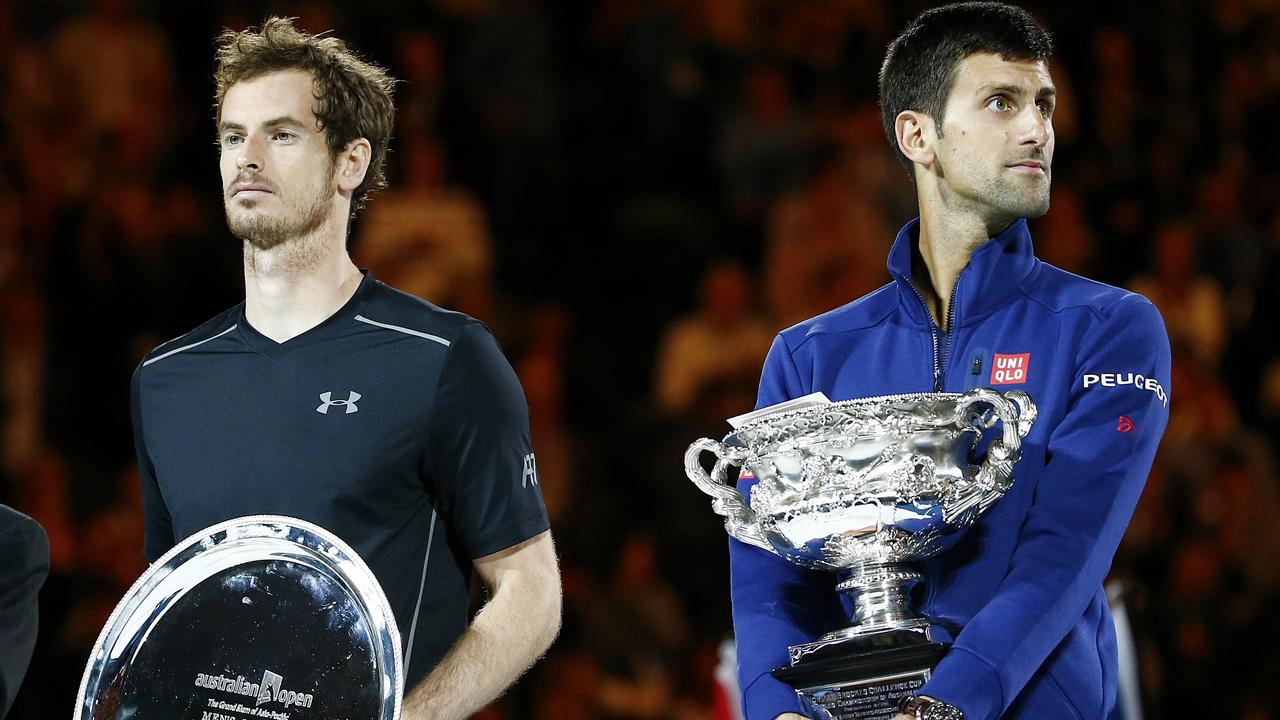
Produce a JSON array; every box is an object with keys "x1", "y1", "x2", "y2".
[
  {"x1": 1117, "y1": 416, "x2": 1134, "y2": 433},
  {"x1": 990, "y1": 353, "x2": 1030, "y2": 385}
]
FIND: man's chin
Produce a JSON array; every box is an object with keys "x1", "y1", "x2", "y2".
[
  {"x1": 995, "y1": 185, "x2": 1051, "y2": 220},
  {"x1": 1022, "y1": 197, "x2": 1051, "y2": 219},
  {"x1": 1027, "y1": 189, "x2": 1052, "y2": 218},
  {"x1": 227, "y1": 216, "x2": 290, "y2": 251}
]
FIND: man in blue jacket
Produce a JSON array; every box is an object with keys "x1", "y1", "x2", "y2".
[{"x1": 729, "y1": 4, "x2": 1170, "y2": 720}]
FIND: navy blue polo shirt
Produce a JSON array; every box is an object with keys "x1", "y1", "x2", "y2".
[{"x1": 131, "y1": 271, "x2": 550, "y2": 688}]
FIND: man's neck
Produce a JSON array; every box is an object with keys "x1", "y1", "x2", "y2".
[
  {"x1": 914, "y1": 187, "x2": 1011, "y2": 330},
  {"x1": 243, "y1": 224, "x2": 363, "y2": 343}
]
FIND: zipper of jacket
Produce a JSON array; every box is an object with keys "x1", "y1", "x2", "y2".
[
  {"x1": 938, "y1": 274, "x2": 962, "y2": 389},
  {"x1": 904, "y1": 273, "x2": 963, "y2": 392}
]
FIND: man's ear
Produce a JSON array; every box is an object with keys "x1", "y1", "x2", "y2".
[
  {"x1": 895, "y1": 109, "x2": 937, "y2": 170},
  {"x1": 336, "y1": 138, "x2": 372, "y2": 193}
]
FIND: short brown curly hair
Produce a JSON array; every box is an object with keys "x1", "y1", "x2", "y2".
[{"x1": 214, "y1": 16, "x2": 396, "y2": 214}]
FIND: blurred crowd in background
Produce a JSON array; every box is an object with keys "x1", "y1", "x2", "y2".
[{"x1": 1, "y1": 0, "x2": 1278, "y2": 718}]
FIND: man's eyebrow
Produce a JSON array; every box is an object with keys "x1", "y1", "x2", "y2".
[
  {"x1": 976, "y1": 82, "x2": 1057, "y2": 99},
  {"x1": 216, "y1": 116, "x2": 309, "y2": 133},
  {"x1": 261, "y1": 115, "x2": 309, "y2": 129}
]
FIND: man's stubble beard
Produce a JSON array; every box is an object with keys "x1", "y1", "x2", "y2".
[
  {"x1": 226, "y1": 181, "x2": 332, "y2": 252},
  {"x1": 937, "y1": 152, "x2": 1052, "y2": 224},
  {"x1": 226, "y1": 171, "x2": 339, "y2": 277},
  {"x1": 983, "y1": 169, "x2": 1051, "y2": 220}
]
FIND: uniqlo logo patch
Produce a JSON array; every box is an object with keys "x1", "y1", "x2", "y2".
[{"x1": 990, "y1": 353, "x2": 1030, "y2": 385}]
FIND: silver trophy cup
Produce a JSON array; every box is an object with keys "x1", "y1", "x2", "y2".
[{"x1": 686, "y1": 388, "x2": 1036, "y2": 719}]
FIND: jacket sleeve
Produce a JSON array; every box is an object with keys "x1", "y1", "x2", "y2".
[
  {"x1": 921, "y1": 295, "x2": 1171, "y2": 719},
  {"x1": 730, "y1": 334, "x2": 839, "y2": 720}
]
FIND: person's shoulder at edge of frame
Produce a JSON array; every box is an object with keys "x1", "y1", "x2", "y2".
[{"x1": 0, "y1": 504, "x2": 50, "y2": 569}]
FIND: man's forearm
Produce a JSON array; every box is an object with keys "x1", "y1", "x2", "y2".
[{"x1": 402, "y1": 533, "x2": 561, "y2": 720}]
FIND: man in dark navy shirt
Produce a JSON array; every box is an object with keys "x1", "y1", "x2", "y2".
[{"x1": 131, "y1": 18, "x2": 560, "y2": 719}]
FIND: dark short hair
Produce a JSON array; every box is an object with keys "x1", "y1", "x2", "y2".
[
  {"x1": 214, "y1": 16, "x2": 396, "y2": 214},
  {"x1": 878, "y1": 2, "x2": 1052, "y2": 173}
]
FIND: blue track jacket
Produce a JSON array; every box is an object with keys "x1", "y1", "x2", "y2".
[{"x1": 731, "y1": 218, "x2": 1170, "y2": 720}]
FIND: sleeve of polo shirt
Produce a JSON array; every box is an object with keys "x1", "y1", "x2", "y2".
[
  {"x1": 132, "y1": 363, "x2": 174, "y2": 563},
  {"x1": 921, "y1": 294, "x2": 1171, "y2": 720},
  {"x1": 730, "y1": 334, "x2": 841, "y2": 720},
  {"x1": 426, "y1": 322, "x2": 550, "y2": 559}
]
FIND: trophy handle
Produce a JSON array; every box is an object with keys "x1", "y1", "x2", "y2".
[
  {"x1": 1004, "y1": 389, "x2": 1038, "y2": 439},
  {"x1": 949, "y1": 388, "x2": 1039, "y2": 519},
  {"x1": 683, "y1": 439, "x2": 775, "y2": 553}
]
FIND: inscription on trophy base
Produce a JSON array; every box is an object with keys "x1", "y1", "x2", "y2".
[
  {"x1": 774, "y1": 643, "x2": 945, "y2": 720},
  {"x1": 803, "y1": 671, "x2": 927, "y2": 720}
]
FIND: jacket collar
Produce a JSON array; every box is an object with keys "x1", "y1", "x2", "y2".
[{"x1": 886, "y1": 217, "x2": 1039, "y2": 329}]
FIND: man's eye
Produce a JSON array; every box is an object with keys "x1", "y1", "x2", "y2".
[
  {"x1": 1036, "y1": 101, "x2": 1054, "y2": 116},
  {"x1": 223, "y1": 134, "x2": 242, "y2": 146},
  {"x1": 986, "y1": 96, "x2": 1011, "y2": 112},
  {"x1": 273, "y1": 131, "x2": 294, "y2": 141}
]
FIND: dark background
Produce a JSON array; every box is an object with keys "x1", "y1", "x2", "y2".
[{"x1": 1, "y1": 1, "x2": 1278, "y2": 718}]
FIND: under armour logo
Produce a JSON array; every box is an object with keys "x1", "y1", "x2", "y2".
[
  {"x1": 317, "y1": 391, "x2": 361, "y2": 415},
  {"x1": 521, "y1": 453, "x2": 539, "y2": 488}
]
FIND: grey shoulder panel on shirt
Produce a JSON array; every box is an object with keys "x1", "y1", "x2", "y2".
[
  {"x1": 139, "y1": 306, "x2": 243, "y2": 368},
  {"x1": 356, "y1": 279, "x2": 487, "y2": 347},
  {"x1": 142, "y1": 324, "x2": 239, "y2": 366},
  {"x1": 354, "y1": 314, "x2": 451, "y2": 346}
]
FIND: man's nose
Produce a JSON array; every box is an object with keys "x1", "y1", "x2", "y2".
[
  {"x1": 236, "y1": 135, "x2": 264, "y2": 171},
  {"x1": 1020, "y1": 107, "x2": 1050, "y2": 147}
]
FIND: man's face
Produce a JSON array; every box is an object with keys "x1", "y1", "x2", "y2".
[
  {"x1": 218, "y1": 69, "x2": 337, "y2": 249},
  {"x1": 931, "y1": 53, "x2": 1056, "y2": 222}
]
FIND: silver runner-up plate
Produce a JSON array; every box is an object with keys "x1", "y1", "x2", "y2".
[{"x1": 75, "y1": 515, "x2": 403, "y2": 720}]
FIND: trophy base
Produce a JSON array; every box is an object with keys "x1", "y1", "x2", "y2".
[{"x1": 773, "y1": 627, "x2": 949, "y2": 720}]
